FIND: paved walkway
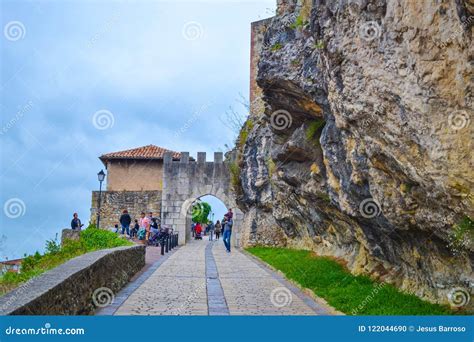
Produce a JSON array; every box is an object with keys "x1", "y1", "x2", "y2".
[{"x1": 100, "y1": 237, "x2": 334, "y2": 315}]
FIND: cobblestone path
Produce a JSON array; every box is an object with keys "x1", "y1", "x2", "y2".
[{"x1": 107, "y1": 237, "x2": 334, "y2": 316}]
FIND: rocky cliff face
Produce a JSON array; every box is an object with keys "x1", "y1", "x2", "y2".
[{"x1": 236, "y1": 0, "x2": 473, "y2": 307}]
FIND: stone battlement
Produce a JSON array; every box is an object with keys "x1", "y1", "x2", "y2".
[{"x1": 163, "y1": 151, "x2": 224, "y2": 164}]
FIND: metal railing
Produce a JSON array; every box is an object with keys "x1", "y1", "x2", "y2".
[{"x1": 160, "y1": 233, "x2": 179, "y2": 256}]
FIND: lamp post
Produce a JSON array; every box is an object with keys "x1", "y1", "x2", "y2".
[{"x1": 97, "y1": 169, "x2": 106, "y2": 229}]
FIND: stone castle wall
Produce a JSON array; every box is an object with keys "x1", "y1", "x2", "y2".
[
  {"x1": 90, "y1": 190, "x2": 161, "y2": 229},
  {"x1": 250, "y1": 18, "x2": 271, "y2": 117},
  {"x1": 161, "y1": 151, "x2": 243, "y2": 246}
]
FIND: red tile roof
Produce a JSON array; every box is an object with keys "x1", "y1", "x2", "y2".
[
  {"x1": 99, "y1": 145, "x2": 182, "y2": 164},
  {"x1": 0, "y1": 258, "x2": 22, "y2": 265}
]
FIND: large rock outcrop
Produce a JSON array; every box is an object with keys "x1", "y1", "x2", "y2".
[{"x1": 236, "y1": 0, "x2": 473, "y2": 307}]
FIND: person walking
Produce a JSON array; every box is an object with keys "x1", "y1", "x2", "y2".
[
  {"x1": 71, "y1": 213, "x2": 84, "y2": 230},
  {"x1": 191, "y1": 223, "x2": 196, "y2": 237},
  {"x1": 214, "y1": 220, "x2": 222, "y2": 240},
  {"x1": 223, "y1": 216, "x2": 233, "y2": 253},
  {"x1": 119, "y1": 209, "x2": 132, "y2": 236},
  {"x1": 208, "y1": 221, "x2": 215, "y2": 241},
  {"x1": 226, "y1": 208, "x2": 233, "y2": 220}
]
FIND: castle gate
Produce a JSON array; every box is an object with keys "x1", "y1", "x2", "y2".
[{"x1": 160, "y1": 152, "x2": 243, "y2": 246}]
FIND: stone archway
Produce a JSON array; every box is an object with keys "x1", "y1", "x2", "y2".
[
  {"x1": 160, "y1": 151, "x2": 243, "y2": 246},
  {"x1": 179, "y1": 194, "x2": 242, "y2": 246}
]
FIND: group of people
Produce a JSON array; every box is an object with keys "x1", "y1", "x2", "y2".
[
  {"x1": 192, "y1": 208, "x2": 234, "y2": 253},
  {"x1": 118, "y1": 210, "x2": 162, "y2": 241},
  {"x1": 71, "y1": 210, "x2": 163, "y2": 242},
  {"x1": 71, "y1": 207, "x2": 235, "y2": 253}
]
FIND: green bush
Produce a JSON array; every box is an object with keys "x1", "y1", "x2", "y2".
[
  {"x1": 192, "y1": 201, "x2": 212, "y2": 224},
  {"x1": 79, "y1": 226, "x2": 132, "y2": 251},
  {"x1": 45, "y1": 237, "x2": 61, "y2": 254}
]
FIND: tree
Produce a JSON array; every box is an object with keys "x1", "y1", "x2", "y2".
[{"x1": 192, "y1": 201, "x2": 211, "y2": 223}]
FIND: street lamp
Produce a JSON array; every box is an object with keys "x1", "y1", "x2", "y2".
[{"x1": 97, "y1": 169, "x2": 106, "y2": 229}]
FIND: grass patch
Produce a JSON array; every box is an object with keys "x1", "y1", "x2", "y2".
[
  {"x1": 290, "y1": 15, "x2": 307, "y2": 29},
  {"x1": 291, "y1": 59, "x2": 301, "y2": 67},
  {"x1": 448, "y1": 216, "x2": 473, "y2": 255},
  {"x1": 266, "y1": 157, "x2": 276, "y2": 178},
  {"x1": 237, "y1": 119, "x2": 254, "y2": 147},
  {"x1": 0, "y1": 225, "x2": 132, "y2": 296},
  {"x1": 399, "y1": 183, "x2": 413, "y2": 194},
  {"x1": 247, "y1": 247, "x2": 455, "y2": 315},
  {"x1": 305, "y1": 119, "x2": 325, "y2": 145},
  {"x1": 271, "y1": 43, "x2": 283, "y2": 52},
  {"x1": 314, "y1": 40, "x2": 325, "y2": 49},
  {"x1": 229, "y1": 161, "x2": 241, "y2": 191}
]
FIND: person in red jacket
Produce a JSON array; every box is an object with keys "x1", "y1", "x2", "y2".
[{"x1": 195, "y1": 223, "x2": 202, "y2": 235}]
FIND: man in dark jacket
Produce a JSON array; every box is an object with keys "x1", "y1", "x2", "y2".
[
  {"x1": 222, "y1": 216, "x2": 233, "y2": 253},
  {"x1": 119, "y1": 210, "x2": 132, "y2": 236},
  {"x1": 71, "y1": 213, "x2": 83, "y2": 230}
]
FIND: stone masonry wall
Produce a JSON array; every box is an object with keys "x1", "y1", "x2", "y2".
[
  {"x1": 90, "y1": 190, "x2": 161, "y2": 229},
  {"x1": 250, "y1": 18, "x2": 271, "y2": 117},
  {"x1": 0, "y1": 245, "x2": 145, "y2": 315}
]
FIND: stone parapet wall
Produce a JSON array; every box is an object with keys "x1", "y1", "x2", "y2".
[
  {"x1": 0, "y1": 245, "x2": 145, "y2": 315},
  {"x1": 90, "y1": 190, "x2": 161, "y2": 229}
]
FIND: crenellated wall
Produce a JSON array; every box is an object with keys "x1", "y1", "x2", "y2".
[{"x1": 160, "y1": 151, "x2": 243, "y2": 246}]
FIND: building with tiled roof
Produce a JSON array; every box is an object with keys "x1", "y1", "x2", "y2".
[
  {"x1": 99, "y1": 144, "x2": 181, "y2": 192},
  {"x1": 0, "y1": 258, "x2": 22, "y2": 275},
  {"x1": 99, "y1": 144, "x2": 182, "y2": 164}
]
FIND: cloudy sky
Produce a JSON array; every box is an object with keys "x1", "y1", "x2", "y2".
[{"x1": 0, "y1": 0, "x2": 275, "y2": 260}]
